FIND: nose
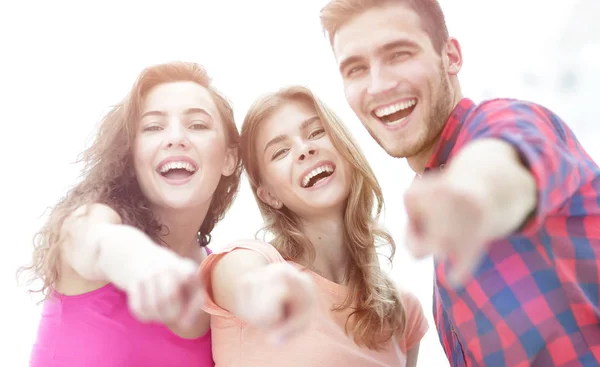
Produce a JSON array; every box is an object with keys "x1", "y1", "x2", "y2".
[
  {"x1": 164, "y1": 122, "x2": 188, "y2": 149},
  {"x1": 297, "y1": 143, "x2": 317, "y2": 162},
  {"x1": 367, "y1": 65, "x2": 397, "y2": 96}
]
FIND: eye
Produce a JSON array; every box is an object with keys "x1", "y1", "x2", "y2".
[
  {"x1": 390, "y1": 51, "x2": 410, "y2": 61},
  {"x1": 142, "y1": 124, "x2": 162, "y2": 132},
  {"x1": 346, "y1": 65, "x2": 366, "y2": 78},
  {"x1": 189, "y1": 121, "x2": 208, "y2": 130},
  {"x1": 308, "y1": 127, "x2": 325, "y2": 139},
  {"x1": 271, "y1": 148, "x2": 289, "y2": 160}
]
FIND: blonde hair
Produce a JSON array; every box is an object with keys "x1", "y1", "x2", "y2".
[
  {"x1": 19, "y1": 61, "x2": 242, "y2": 298},
  {"x1": 320, "y1": 0, "x2": 449, "y2": 54},
  {"x1": 240, "y1": 86, "x2": 405, "y2": 350}
]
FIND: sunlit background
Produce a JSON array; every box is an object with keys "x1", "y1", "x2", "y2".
[{"x1": 1, "y1": 1, "x2": 599, "y2": 365}]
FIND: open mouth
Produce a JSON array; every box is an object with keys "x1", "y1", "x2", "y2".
[
  {"x1": 158, "y1": 161, "x2": 197, "y2": 180},
  {"x1": 301, "y1": 164, "x2": 335, "y2": 188},
  {"x1": 372, "y1": 99, "x2": 417, "y2": 125}
]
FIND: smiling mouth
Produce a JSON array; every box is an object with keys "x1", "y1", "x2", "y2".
[
  {"x1": 301, "y1": 164, "x2": 335, "y2": 188},
  {"x1": 371, "y1": 99, "x2": 417, "y2": 125},
  {"x1": 158, "y1": 161, "x2": 197, "y2": 180}
]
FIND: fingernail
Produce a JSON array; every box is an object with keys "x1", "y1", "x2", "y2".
[
  {"x1": 448, "y1": 277, "x2": 459, "y2": 288},
  {"x1": 448, "y1": 273, "x2": 464, "y2": 290}
]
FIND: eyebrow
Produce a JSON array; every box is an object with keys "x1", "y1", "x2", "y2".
[
  {"x1": 263, "y1": 116, "x2": 320, "y2": 154},
  {"x1": 140, "y1": 107, "x2": 212, "y2": 119},
  {"x1": 338, "y1": 39, "x2": 420, "y2": 73}
]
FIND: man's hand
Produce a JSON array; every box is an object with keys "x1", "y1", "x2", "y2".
[{"x1": 404, "y1": 140, "x2": 537, "y2": 286}]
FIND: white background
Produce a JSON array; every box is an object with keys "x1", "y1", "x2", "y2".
[{"x1": 1, "y1": 1, "x2": 599, "y2": 366}]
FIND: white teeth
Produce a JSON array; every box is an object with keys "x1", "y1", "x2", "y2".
[
  {"x1": 302, "y1": 164, "x2": 334, "y2": 188},
  {"x1": 159, "y1": 161, "x2": 196, "y2": 173},
  {"x1": 374, "y1": 99, "x2": 416, "y2": 118},
  {"x1": 386, "y1": 117, "x2": 408, "y2": 126}
]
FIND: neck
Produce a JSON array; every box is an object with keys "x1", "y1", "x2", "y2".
[
  {"x1": 299, "y1": 210, "x2": 348, "y2": 284},
  {"x1": 407, "y1": 79, "x2": 464, "y2": 174},
  {"x1": 153, "y1": 204, "x2": 210, "y2": 263},
  {"x1": 407, "y1": 143, "x2": 437, "y2": 174}
]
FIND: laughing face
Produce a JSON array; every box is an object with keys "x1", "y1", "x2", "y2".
[
  {"x1": 333, "y1": 4, "x2": 457, "y2": 161},
  {"x1": 255, "y1": 100, "x2": 352, "y2": 218},
  {"x1": 133, "y1": 81, "x2": 236, "y2": 212}
]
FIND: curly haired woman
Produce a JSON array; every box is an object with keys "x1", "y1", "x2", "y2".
[{"x1": 21, "y1": 61, "x2": 242, "y2": 367}]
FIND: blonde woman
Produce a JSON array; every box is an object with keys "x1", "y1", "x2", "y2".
[
  {"x1": 21, "y1": 61, "x2": 241, "y2": 367},
  {"x1": 199, "y1": 86, "x2": 427, "y2": 366}
]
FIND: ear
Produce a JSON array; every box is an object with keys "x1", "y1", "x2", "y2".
[
  {"x1": 444, "y1": 37, "x2": 463, "y2": 76},
  {"x1": 257, "y1": 186, "x2": 283, "y2": 209},
  {"x1": 221, "y1": 146, "x2": 238, "y2": 177}
]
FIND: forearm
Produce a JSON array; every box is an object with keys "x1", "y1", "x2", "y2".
[
  {"x1": 211, "y1": 250, "x2": 270, "y2": 314},
  {"x1": 447, "y1": 138, "x2": 537, "y2": 236},
  {"x1": 62, "y1": 204, "x2": 179, "y2": 291},
  {"x1": 90, "y1": 223, "x2": 179, "y2": 290}
]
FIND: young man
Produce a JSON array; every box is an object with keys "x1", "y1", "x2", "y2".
[{"x1": 320, "y1": 1, "x2": 600, "y2": 366}]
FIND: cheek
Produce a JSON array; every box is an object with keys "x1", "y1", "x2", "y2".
[
  {"x1": 344, "y1": 83, "x2": 363, "y2": 113},
  {"x1": 194, "y1": 133, "x2": 228, "y2": 163},
  {"x1": 132, "y1": 140, "x2": 152, "y2": 172},
  {"x1": 340, "y1": 158, "x2": 353, "y2": 181},
  {"x1": 265, "y1": 162, "x2": 292, "y2": 194},
  {"x1": 402, "y1": 59, "x2": 438, "y2": 91},
  {"x1": 131, "y1": 141, "x2": 155, "y2": 194},
  {"x1": 272, "y1": 163, "x2": 290, "y2": 185}
]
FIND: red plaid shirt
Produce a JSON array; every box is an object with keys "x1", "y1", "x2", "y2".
[{"x1": 426, "y1": 98, "x2": 600, "y2": 366}]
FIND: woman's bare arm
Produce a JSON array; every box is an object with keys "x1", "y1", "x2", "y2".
[{"x1": 60, "y1": 203, "x2": 186, "y2": 291}]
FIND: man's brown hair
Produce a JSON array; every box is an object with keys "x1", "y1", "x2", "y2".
[{"x1": 320, "y1": 0, "x2": 449, "y2": 54}]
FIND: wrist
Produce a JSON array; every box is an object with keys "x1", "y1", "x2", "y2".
[
  {"x1": 95, "y1": 225, "x2": 163, "y2": 289},
  {"x1": 506, "y1": 170, "x2": 537, "y2": 233},
  {"x1": 446, "y1": 167, "x2": 535, "y2": 239},
  {"x1": 444, "y1": 166, "x2": 502, "y2": 238}
]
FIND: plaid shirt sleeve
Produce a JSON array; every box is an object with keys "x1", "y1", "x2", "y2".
[
  {"x1": 467, "y1": 99, "x2": 589, "y2": 233},
  {"x1": 434, "y1": 98, "x2": 600, "y2": 366}
]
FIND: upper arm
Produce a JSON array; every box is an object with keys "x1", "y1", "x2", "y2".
[
  {"x1": 392, "y1": 290, "x2": 426, "y2": 367},
  {"x1": 405, "y1": 343, "x2": 420, "y2": 367},
  {"x1": 399, "y1": 291, "x2": 429, "y2": 351},
  {"x1": 60, "y1": 203, "x2": 122, "y2": 279},
  {"x1": 200, "y1": 240, "x2": 285, "y2": 316},
  {"x1": 211, "y1": 249, "x2": 269, "y2": 313}
]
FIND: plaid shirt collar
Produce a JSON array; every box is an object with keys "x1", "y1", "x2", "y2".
[{"x1": 416, "y1": 98, "x2": 477, "y2": 177}]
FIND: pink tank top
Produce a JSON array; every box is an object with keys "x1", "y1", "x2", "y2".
[{"x1": 29, "y1": 249, "x2": 213, "y2": 367}]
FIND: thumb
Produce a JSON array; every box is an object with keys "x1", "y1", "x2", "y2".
[{"x1": 404, "y1": 192, "x2": 431, "y2": 258}]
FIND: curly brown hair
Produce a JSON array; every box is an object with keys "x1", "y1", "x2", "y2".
[
  {"x1": 18, "y1": 61, "x2": 242, "y2": 299},
  {"x1": 240, "y1": 86, "x2": 406, "y2": 350}
]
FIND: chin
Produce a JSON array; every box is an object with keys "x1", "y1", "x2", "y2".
[
  {"x1": 378, "y1": 137, "x2": 410, "y2": 158},
  {"x1": 153, "y1": 194, "x2": 206, "y2": 212},
  {"x1": 384, "y1": 146, "x2": 407, "y2": 159},
  {"x1": 305, "y1": 190, "x2": 349, "y2": 213}
]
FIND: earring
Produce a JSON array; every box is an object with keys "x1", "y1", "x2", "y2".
[{"x1": 197, "y1": 231, "x2": 208, "y2": 247}]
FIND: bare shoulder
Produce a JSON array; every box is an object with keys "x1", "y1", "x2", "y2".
[{"x1": 64, "y1": 203, "x2": 122, "y2": 228}]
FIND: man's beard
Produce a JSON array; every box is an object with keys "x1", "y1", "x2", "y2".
[{"x1": 368, "y1": 64, "x2": 453, "y2": 159}]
